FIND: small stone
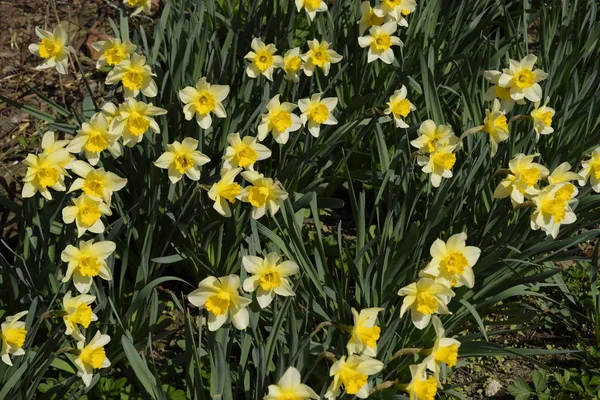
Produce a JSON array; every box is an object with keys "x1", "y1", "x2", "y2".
[{"x1": 485, "y1": 379, "x2": 502, "y2": 397}]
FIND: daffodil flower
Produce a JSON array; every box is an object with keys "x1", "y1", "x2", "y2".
[
  {"x1": 282, "y1": 48, "x2": 304, "y2": 82},
  {"x1": 579, "y1": 147, "x2": 600, "y2": 192},
  {"x1": 385, "y1": 86, "x2": 416, "y2": 128},
  {"x1": 410, "y1": 120, "x2": 457, "y2": 153},
  {"x1": 208, "y1": 168, "x2": 243, "y2": 217},
  {"x1": 530, "y1": 97, "x2": 555, "y2": 141},
  {"x1": 298, "y1": 93, "x2": 338, "y2": 137},
  {"x1": 244, "y1": 38, "x2": 283, "y2": 81},
  {"x1": 416, "y1": 144, "x2": 457, "y2": 188},
  {"x1": 91, "y1": 37, "x2": 136, "y2": 69},
  {"x1": 295, "y1": 0, "x2": 327, "y2": 21},
  {"x1": 62, "y1": 291, "x2": 97, "y2": 341},
  {"x1": 483, "y1": 69, "x2": 525, "y2": 112},
  {"x1": 100, "y1": 102, "x2": 120, "y2": 126},
  {"x1": 21, "y1": 150, "x2": 70, "y2": 200},
  {"x1": 106, "y1": 53, "x2": 158, "y2": 98},
  {"x1": 258, "y1": 95, "x2": 303, "y2": 144},
  {"x1": 420, "y1": 233, "x2": 480, "y2": 289},
  {"x1": 28, "y1": 24, "x2": 70, "y2": 74},
  {"x1": 301, "y1": 39, "x2": 342, "y2": 77},
  {"x1": 358, "y1": 22, "x2": 402, "y2": 64},
  {"x1": 493, "y1": 153, "x2": 549, "y2": 206},
  {"x1": 242, "y1": 253, "x2": 298, "y2": 308},
  {"x1": 154, "y1": 138, "x2": 211, "y2": 183},
  {"x1": 265, "y1": 366, "x2": 319, "y2": 400},
  {"x1": 498, "y1": 54, "x2": 548, "y2": 103},
  {"x1": 66, "y1": 113, "x2": 122, "y2": 166},
  {"x1": 547, "y1": 162, "x2": 581, "y2": 201},
  {"x1": 1, "y1": 311, "x2": 28, "y2": 366},
  {"x1": 68, "y1": 160, "x2": 127, "y2": 206},
  {"x1": 424, "y1": 317, "x2": 461, "y2": 377},
  {"x1": 75, "y1": 331, "x2": 111, "y2": 387},
  {"x1": 111, "y1": 98, "x2": 167, "y2": 147},
  {"x1": 531, "y1": 183, "x2": 577, "y2": 238},
  {"x1": 222, "y1": 133, "x2": 271, "y2": 170},
  {"x1": 398, "y1": 278, "x2": 454, "y2": 329},
  {"x1": 61, "y1": 239, "x2": 115, "y2": 294},
  {"x1": 62, "y1": 195, "x2": 112, "y2": 238},
  {"x1": 325, "y1": 354, "x2": 383, "y2": 399},
  {"x1": 358, "y1": 2, "x2": 385, "y2": 36},
  {"x1": 347, "y1": 307, "x2": 383, "y2": 357},
  {"x1": 240, "y1": 171, "x2": 288, "y2": 219},
  {"x1": 41, "y1": 130, "x2": 70, "y2": 157},
  {"x1": 373, "y1": 0, "x2": 417, "y2": 28},
  {"x1": 481, "y1": 99, "x2": 509, "y2": 156},
  {"x1": 404, "y1": 361, "x2": 438, "y2": 400},
  {"x1": 179, "y1": 77, "x2": 230, "y2": 129},
  {"x1": 188, "y1": 275, "x2": 252, "y2": 331}
]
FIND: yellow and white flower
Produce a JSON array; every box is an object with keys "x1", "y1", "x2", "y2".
[
  {"x1": 100, "y1": 102, "x2": 120, "y2": 126},
  {"x1": 208, "y1": 168, "x2": 243, "y2": 217},
  {"x1": 358, "y1": 22, "x2": 402, "y2": 64},
  {"x1": 124, "y1": 0, "x2": 152, "y2": 16},
  {"x1": 530, "y1": 97, "x2": 555, "y2": 141},
  {"x1": 531, "y1": 183, "x2": 577, "y2": 238},
  {"x1": 548, "y1": 163, "x2": 581, "y2": 202},
  {"x1": 62, "y1": 195, "x2": 112, "y2": 238},
  {"x1": 481, "y1": 99, "x2": 509, "y2": 156},
  {"x1": 242, "y1": 253, "x2": 298, "y2": 308},
  {"x1": 358, "y1": 1, "x2": 385, "y2": 36},
  {"x1": 258, "y1": 95, "x2": 303, "y2": 144},
  {"x1": 188, "y1": 275, "x2": 252, "y2": 331},
  {"x1": 498, "y1": 54, "x2": 548, "y2": 103},
  {"x1": 68, "y1": 160, "x2": 127, "y2": 206},
  {"x1": 244, "y1": 38, "x2": 283, "y2": 81},
  {"x1": 493, "y1": 153, "x2": 549, "y2": 206},
  {"x1": 298, "y1": 93, "x2": 338, "y2": 137},
  {"x1": 105, "y1": 53, "x2": 157, "y2": 98},
  {"x1": 75, "y1": 331, "x2": 111, "y2": 387},
  {"x1": 373, "y1": 0, "x2": 417, "y2": 28},
  {"x1": 295, "y1": 0, "x2": 327, "y2": 21},
  {"x1": 416, "y1": 144, "x2": 457, "y2": 188},
  {"x1": 66, "y1": 113, "x2": 122, "y2": 166},
  {"x1": 61, "y1": 240, "x2": 115, "y2": 294},
  {"x1": 240, "y1": 171, "x2": 288, "y2": 219},
  {"x1": 222, "y1": 133, "x2": 271, "y2": 171},
  {"x1": 61, "y1": 291, "x2": 97, "y2": 341},
  {"x1": 1, "y1": 311, "x2": 28, "y2": 366},
  {"x1": 579, "y1": 147, "x2": 600, "y2": 192},
  {"x1": 404, "y1": 361, "x2": 438, "y2": 400},
  {"x1": 410, "y1": 120, "x2": 457, "y2": 153},
  {"x1": 41, "y1": 130, "x2": 70, "y2": 157},
  {"x1": 385, "y1": 86, "x2": 416, "y2": 128},
  {"x1": 282, "y1": 48, "x2": 304, "y2": 82},
  {"x1": 179, "y1": 78, "x2": 230, "y2": 129},
  {"x1": 483, "y1": 69, "x2": 525, "y2": 112},
  {"x1": 28, "y1": 24, "x2": 70, "y2": 74},
  {"x1": 111, "y1": 98, "x2": 167, "y2": 147},
  {"x1": 347, "y1": 307, "x2": 383, "y2": 357},
  {"x1": 325, "y1": 354, "x2": 383, "y2": 399},
  {"x1": 301, "y1": 39, "x2": 342, "y2": 77},
  {"x1": 265, "y1": 366, "x2": 319, "y2": 400},
  {"x1": 21, "y1": 150, "x2": 70, "y2": 200},
  {"x1": 154, "y1": 138, "x2": 211, "y2": 184},
  {"x1": 398, "y1": 278, "x2": 454, "y2": 329},
  {"x1": 91, "y1": 37, "x2": 136, "y2": 69},
  {"x1": 424, "y1": 317, "x2": 461, "y2": 377}
]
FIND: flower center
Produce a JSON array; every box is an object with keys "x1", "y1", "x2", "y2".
[
  {"x1": 234, "y1": 144, "x2": 258, "y2": 167},
  {"x1": 339, "y1": 365, "x2": 368, "y2": 395},
  {"x1": 173, "y1": 152, "x2": 194, "y2": 174},
  {"x1": 514, "y1": 69, "x2": 535, "y2": 88},
  {"x1": 304, "y1": 0, "x2": 321, "y2": 9},
  {"x1": 67, "y1": 304, "x2": 93, "y2": 328},
  {"x1": 372, "y1": 33, "x2": 392, "y2": 51},
  {"x1": 484, "y1": 114, "x2": 508, "y2": 135},
  {"x1": 205, "y1": 291, "x2": 231, "y2": 315},
  {"x1": 415, "y1": 291, "x2": 439, "y2": 314},
  {"x1": 356, "y1": 325, "x2": 381, "y2": 348},
  {"x1": 441, "y1": 252, "x2": 469, "y2": 275},
  {"x1": 269, "y1": 110, "x2": 292, "y2": 132},
  {"x1": 194, "y1": 91, "x2": 216, "y2": 115},
  {"x1": 494, "y1": 85, "x2": 511, "y2": 100},
  {"x1": 592, "y1": 159, "x2": 600, "y2": 179},
  {"x1": 254, "y1": 50, "x2": 273, "y2": 72},
  {"x1": 432, "y1": 151, "x2": 456, "y2": 170},
  {"x1": 127, "y1": 112, "x2": 151, "y2": 136},
  {"x1": 78, "y1": 256, "x2": 102, "y2": 277},
  {"x1": 391, "y1": 98, "x2": 411, "y2": 118},
  {"x1": 104, "y1": 45, "x2": 127, "y2": 66},
  {"x1": 37, "y1": 166, "x2": 59, "y2": 188},
  {"x1": 532, "y1": 109, "x2": 553, "y2": 127},
  {"x1": 39, "y1": 38, "x2": 62, "y2": 59},
  {"x1": 401, "y1": 9, "x2": 412, "y2": 15},
  {"x1": 217, "y1": 182, "x2": 242, "y2": 203},
  {"x1": 80, "y1": 346, "x2": 106, "y2": 369},
  {"x1": 258, "y1": 268, "x2": 281, "y2": 290},
  {"x1": 311, "y1": 48, "x2": 329, "y2": 67},
  {"x1": 307, "y1": 103, "x2": 329, "y2": 124},
  {"x1": 284, "y1": 55, "x2": 302, "y2": 73},
  {"x1": 122, "y1": 68, "x2": 144, "y2": 91},
  {"x1": 541, "y1": 198, "x2": 567, "y2": 223},
  {"x1": 519, "y1": 167, "x2": 541, "y2": 187},
  {"x1": 1, "y1": 326, "x2": 27, "y2": 348},
  {"x1": 79, "y1": 204, "x2": 102, "y2": 226},
  {"x1": 555, "y1": 183, "x2": 575, "y2": 201},
  {"x1": 413, "y1": 376, "x2": 437, "y2": 400},
  {"x1": 434, "y1": 343, "x2": 459, "y2": 367},
  {"x1": 278, "y1": 392, "x2": 303, "y2": 400},
  {"x1": 367, "y1": 11, "x2": 384, "y2": 25},
  {"x1": 85, "y1": 130, "x2": 109, "y2": 153},
  {"x1": 247, "y1": 186, "x2": 270, "y2": 207},
  {"x1": 384, "y1": 0, "x2": 402, "y2": 6},
  {"x1": 82, "y1": 178, "x2": 105, "y2": 198}
]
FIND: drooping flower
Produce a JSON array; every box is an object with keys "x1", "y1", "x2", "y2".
[
  {"x1": 28, "y1": 24, "x2": 70, "y2": 74},
  {"x1": 68, "y1": 160, "x2": 127, "y2": 206},
  {"x1": 424, "y1": 317, "x2": 461, "y2": 377},
  {"x1": 498, "y1": 54, "x2": 548, "y2": 103},
  {"x1": 398, "y1": 278, "x2": 454, "y2": 329},
  {"x1": 75, "y1": 331, "x2": 111, "y2": 387},
  {"x1": 208, "y1": 168, "x2": 243, "y2": 217},
  {"x1": 222, "y1": 133, "x2": 271, "y2": 171},
  {"x1": 301, "y1": 39, "x2": 343, "y2": 77},
  {"x1": 244, "y1": 38, "x2": 283, "y2": 81},
  {"x1": 61, "y1": 239, "x2": 115, "y2": 293},
  {"x1": 416, "y1": 144, "x2": 458, "y2": 188},
  {"x1": 62, "y1": 195, "x2": 112, "y2": 238},
  {"x1": 240, "y1": 171, "x2": 289, "y2": 219},
  {"x1": 373, "y1": 0, "x2": 417, "y2": 28},
  {"x1": 188, "y1": 275, "x2": 252, "y2": 331},
  {"x1": 111, "y1": 98, "x2": 167, "y2": 147},
  {"x1": 242, "y1": 253, "x2": 298, "y2": 308},
  {"x1": 346, "y1": 307, "x2": 383, "y2": 357},
  {"x1": 124, "y1": 0, "x2": 152, "y2": 16},
  {"x1": 530, "y1": 183, "x2": 577, "y2": 238},
  {"x1": 154, "y1": 138, "x2": 211, "y2": 183},
  {"x1": 0, "y1": 311, "x2": 28, "y2": 366},
  {"x1": 21, "y1": 150, "x2": 70, "y2": 200},
  {"x1": 295, "y1": 0, "x2": 327, "y2": 21},
  {"x1": 385, "y1": 86, "x2": 416, "y2": 128},
  {"x1": 265, "y1": 366, "x2": 319, "y2": 400},
  {"x1": 61, "y1": 291, "x2": 97, "y2": 341},
  {"x1": 66, "y1": 113, "x2": 122, "y2": 166},
  {"x1": 579, "y1": 147, "x2": 600, "y2": 192},
  {"x1": 358, "y1": 22, "x2": 402, "y2": 64},
  {"x1": 258, "y1": 95, "x2": 303, "y2": 144},
  {"x1": 404, "y1": 361, "x2": 438, "y2": 400},
  {"x1": 282, "y1": 48, "x2": 304, "y2": 82},
  {"x1": 105, "y1": 53, "x2": 158, "y2": 98},
  {"x1": 530, "y1": 97, "x2": 555, "y2": 142},
  {"x1": 358, "y1": 1, "x2": 385, "y2": 35},
  {"x1": 179, "y1": 77, "x2": 230, "y2": 129},
  {"x1": 410, "y1": 120, "x2": 457, "y2": 153},
  {"x1": 483, "y1": 69, "x2": 524, "y2": 112},
  {"x1": 91, "y1": 37, "x2": 136, "y2": 69},
  {"x1": 493, "y1": 153, "x2": 549, "y2": 206},
  {"x1": 298, "y1": 93, "x2": 338, "y2": 137},
  {"x1": 325, "y1": 354, "x2": 384, "y2": 399},
  {"x1": 481, "y1": 99, "x2": 509, "y2": 156}
]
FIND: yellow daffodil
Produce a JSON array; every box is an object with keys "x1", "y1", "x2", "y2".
[
  {"x1": 179, "y1": 77, "x2": 230, "y2": 129},
  {"x1": 325, "y1": 354, "x2": 383, "y2": 399},
  {"x1": 298, "y1": 93, "x2": 338, "y2": 137},
  {"x1": 373, "y1": 0, "x2": 417, "y2": 28},
  {"x1": 111, "y1": 98, "x2": 167, "y2": 147},
  {"x1": 498, "y1": 54, "x2": 548, "y2": 103},
  {"x1": 547, "y1": 162, "x2": 581, "y2": 201},
  {"x1": 579, "y1": 147, "x2": 600, "y2": 192},
  {"x1": 62, "y1": 194, "x2": 112, "y2": 238},
  {"x1": 493, "y1": 153, "x2": 549, "y2": 206},
  {"x1": 106, "y1": 53, "x2": 158, "y2": 98},
  {"x1": 41, "y1": 130, "x2": 70, "y2": 157},
  {"x1": 301, "y1": 39, "x2": 342, "y2": 77},
  {"x1": 265, "y1": 366, "x2": 319, "y2": 400},
  {"x1": 154, "y1": 138, "x2": 211, "y2": 183},
  {"x1": 410, "y1": 120, "x2": 457, "y2": 153},
  {"x1": 28, "y1": 24, "x2": 70, "y2": 74},
  {"x1": 258, "y1": 95, "x2": 303, "y2": 144},
  {"x1": 424, "y1": 317, "x2": 461, "y2": 377},
  {"x1": 66, "y1": 113, "x2": 122, "y2": 166},
  {"x1": 124, "y1": 0, "x2": 152, "y2": 16},
  {"x1": 240, "y1": 171, "x2": 289, "y2": 219},
  {"x1": 358, "y1": 22, "x2": 402, "y2": 64},
  {"x1": 244, "y1": 38, "x2": 283, "y2": 81},
  {"x1": 75, "y1": 331, "x2": 111, "y2": 387},
  {"x1": 481, "y1": 99, "x2": 509, "y2": 156},
  {"x1": 242, "y1": 253, "x2": 298, "y2": 308},
  {"x1": 385, "y1": 86, "x2": 416, "y2": 128},
  {"x1": 68, "y1": 160, "x2": 127, "y2": 206},
  {"x1": 530, "y1": 97, "x2": 555, "y2": 142},
  {"x1": 282, "y1": 48, "x2": 303, "y2": 81},
  {"x1": 61, "y1": 291, "x2": 97, "y2": 341},
  {"x1": 295, "y1": 0, "x2": 327, "y2": 21},
  {"x1": 404, "y1": 362, "x2": 438, "y2": 400},
  {"x1": 208, "y1": 168, "x2": 243, "y2": 217},
  {"x1": 100, "y1": 102, "x2": 120, "y2": 126},
  {"x1": 222, "y1": 133, "x2": 271, "y2": 171},
  {"x1": 188, "y1": 275, "x2": 252, "y2": 331},
  {"x1": 91, "y1": 37, "x2": 136, "y2": 69},
  {"x1": 21, "y1": 150, "x2": 70, "y2": 200},
  {"x1": 483, "y1": 69, "x2": 525, "y2": 112},
  {"x1": 61, "y1": 239, "x2": 115, "y2": 294},
  {"x1": 347, "y1": 307, "x2": 383, "y2": 357},
  {"x1": 420, "y1": 233, "x2": 480, "y2": 289},
  {"x1": 416, "y1": 144, "x2": 457, "y2": 188},
  {"x1": 531, "y1": 183, "x2": 577, "y2": 238},
  {"x1": 1, "y1": 311, "x2": 28, "y2": 366},
  {"x1": 398, "y1": 278, "x2": 454, "y2": 329},
  {"x1": 358, "y1": 2, "x2": 385, "y2": 35}
]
